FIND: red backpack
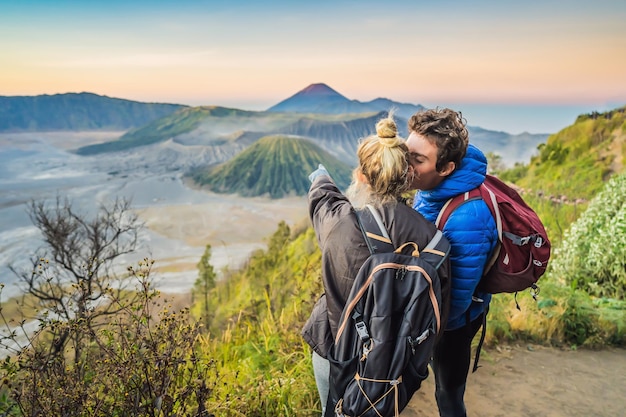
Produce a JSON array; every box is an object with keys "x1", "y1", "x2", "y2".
[{"x1": 435, "y1": 174, "x2": 551, "y2": 296}]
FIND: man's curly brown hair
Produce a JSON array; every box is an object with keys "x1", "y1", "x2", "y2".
[{"x1": 407, "y1": 108, "x2": 469, "y2": 173}]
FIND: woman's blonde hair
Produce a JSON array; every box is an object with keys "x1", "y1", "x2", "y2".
[{"x1": 350, "y1": 112, "x2": 410, "y2": 206}]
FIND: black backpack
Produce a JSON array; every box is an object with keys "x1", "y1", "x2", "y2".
[{"x1": 325, "y1": 205, "x2": 450, "y2": 417}]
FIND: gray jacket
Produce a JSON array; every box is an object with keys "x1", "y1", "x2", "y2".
[{"x1": 302, "y1": 174, "x2": 451, "y2": 357}]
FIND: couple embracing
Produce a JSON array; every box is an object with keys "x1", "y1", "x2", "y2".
[{"x1": 304, "y1": 108, "x2": 497, "y2": 417}]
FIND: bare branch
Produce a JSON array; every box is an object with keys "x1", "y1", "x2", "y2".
[{"x1": 6, "y1": 195, "x2": 144, "y2": 364}]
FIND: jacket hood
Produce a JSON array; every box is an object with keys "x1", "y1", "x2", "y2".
[{"x1": 419, "y1": 144, "x2": 487, "y2": 203}]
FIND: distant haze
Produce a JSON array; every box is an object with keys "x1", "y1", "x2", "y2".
[
  {"x1": 205, "y1": 91, "x2": 619, "y2": 135},
  {"x1": 420, "y1": 102, "x2": 619, "y2": 135},
  {"x1": 216, "y1": 99, "x2": 616, "y2": 136}
]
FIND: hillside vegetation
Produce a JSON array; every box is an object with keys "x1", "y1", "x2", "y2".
[
  {"x1": 510, "y1": 106, "x2": 625, "y2": 200},
  {"x1": 500, "y1": 106, "x2": 625, "y2": 242},
  {"x1": 550, "y1": 173, "x2": 626, "y2": 299},
  {"x1": 188, "y1": 135, "x2": 353, "y2": 198}
]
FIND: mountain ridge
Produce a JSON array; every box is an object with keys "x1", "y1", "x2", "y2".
[
  {"x1": 267, "y1": 83, "x2": 426, "y2": 119},
  {"x1": 2, "y1": 86, "x2": 551, "y2": 172},
  {"x1": 0, "y1": 92, "x2": 186, "y2": 132}
]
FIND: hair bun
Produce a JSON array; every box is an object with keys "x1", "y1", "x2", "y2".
[{"x1": 376, "y1": 118, "x2": 397, "y2": 139}]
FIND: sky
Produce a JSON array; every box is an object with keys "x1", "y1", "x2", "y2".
[{"x1": 1, "y1": 0, "x2": 625, "y2": 133}]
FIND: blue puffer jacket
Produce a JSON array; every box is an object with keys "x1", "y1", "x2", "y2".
[{"x1": 413, "y1": 144, "x2": 498, "y2": 330}]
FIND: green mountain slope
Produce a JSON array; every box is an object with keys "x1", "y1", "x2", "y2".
[
  {"x1": 0, "y1": 92, "x2": 184, "y2": 132},
  {"x1": 188, "y1": 135, "x2": 353, "y2": 198},
  {"x1": 75, "y1": 106, "x2": 259, "y2": 155},
  {"x1": 506, "y1": 106, "x2": 625, "y2": 201},
  {"x1": 499, "y1": 105, "x2": 625, "y2": 244}
]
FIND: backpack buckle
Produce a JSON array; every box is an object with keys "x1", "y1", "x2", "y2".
[
  {"x1": 408, "y1": 329, "x2": 431, "y2": 354},
  {"x1": 353, "y1": 311, "x2": 370, "y2": 342},
  {"x1": 355, "y1": 320, "x2": 370, "y2": 342}
]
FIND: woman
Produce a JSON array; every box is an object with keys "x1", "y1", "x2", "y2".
[{"x1": 302, "y1": 113, "x2": 451, "y2": 415}]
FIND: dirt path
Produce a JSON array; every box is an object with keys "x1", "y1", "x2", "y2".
[{"x1": 403, "y1": 343, "x2": 626, "y2": 417}]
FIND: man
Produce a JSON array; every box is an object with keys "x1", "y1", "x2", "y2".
[{"x1": 405, "y1": 108, "x2": 498, "y2": 417}]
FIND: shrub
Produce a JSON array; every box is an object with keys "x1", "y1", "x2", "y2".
[
  {"x1": 0, "y1": 259, "x2": 214, "y2": 417},
  {"x1": 550, "y1": 173, "x2": 626, "y2": 299}
]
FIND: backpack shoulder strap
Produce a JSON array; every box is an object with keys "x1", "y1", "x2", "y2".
[
  {"x1": 420, "y1": 229, "x2": 450, "y2": 270},
  {"x1": 435, "y1": 184, "x2": 503, "y2": 272},
  {"x1": 435, "y1": 188, "x2": 483, "y2": 229},
  {"x1": 479, "y1": 181, "x2": 503, "y2": 241},
  {"x1": 355, "y1": 204, "x2": 394, "y2": 254},
  {"x1": 357, "y1": 205, "x2": 450, "y2": 269}
]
